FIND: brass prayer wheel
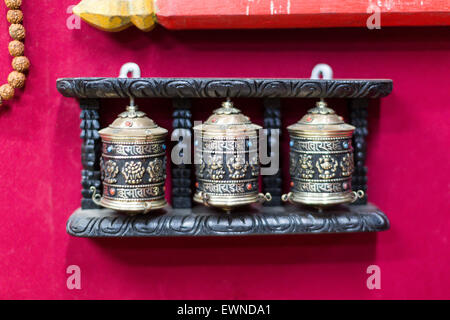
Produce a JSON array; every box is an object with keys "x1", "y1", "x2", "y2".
[
  {"x1": 193, "y1": 99, "x2": 271, "y2": 211},
  {"x1": 282, "y1": 100, "x2": 363, "y2": 207},
  {"x1": 91, "y1": 103, "x2": 168, "y2": 214}
]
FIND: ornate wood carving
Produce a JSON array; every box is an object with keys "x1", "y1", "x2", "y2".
[
  {"x1": 60, "y1": 78, "x2": 392, "y2": 236},
  {"x1": 171, "y1": 99, "x2": 193, "y2": 208},
  {"x1": 67, "y1": 203, "x2": 389, "y2": 237},
  {"x1": 57, "y1": 78, "x2": 392, "y2": 99},
  {"x1": 263, "y1": 98, "x2": 282, "y2": 206},
  {"x1": 80, "y1": 99, "x2": 102, "y2": 209},
  {"x1": 349, "y1": 99, "x2": 368, "y2": 205}
]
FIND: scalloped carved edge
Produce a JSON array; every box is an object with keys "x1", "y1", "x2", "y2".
[
  {"x1": 57, "y1": 78, "x2": 393, "y2": 99},
  {"x1": 66, "y1": 203, "x2": 390, "y2": 237}
]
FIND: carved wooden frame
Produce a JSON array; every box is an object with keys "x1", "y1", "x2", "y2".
[{"x1": 57, "y1": 77, "x2": 392, "y2": 237}]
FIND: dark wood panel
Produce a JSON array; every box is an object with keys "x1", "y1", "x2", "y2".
[
  {"x1": 67, "y1": 203, "x2": 389, "y2": 237},
  {"x1": 57, "y1": 78, "x2": 392, "y2": 99}
]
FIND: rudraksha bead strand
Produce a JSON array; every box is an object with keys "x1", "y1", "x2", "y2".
[{"x1": 0, "y1": 0, "x2": 29, "y2": 106}]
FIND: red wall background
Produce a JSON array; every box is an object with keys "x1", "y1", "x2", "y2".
[{"x1": 0, "y1": 1, "x2": 449, "y2": 299}]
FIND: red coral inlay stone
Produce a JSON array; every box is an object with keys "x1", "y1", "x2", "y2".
[
  {"x1": 246, "y1": 183, "x2": 252, "y2": 190},
  {"x1": 109, "y1": 188, "x2": 116, "y2": 195}
]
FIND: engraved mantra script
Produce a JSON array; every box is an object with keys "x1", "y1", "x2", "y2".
[
  {"x1": 203, "y1": 140, "x2": 246, "y2": 152},
  {"x1": 105, "y1": 144, "x2": 162, "y2": 155},
  {"x1": 296, "y1": 141, "x2": 345, "y2": 152},
  {"x1": 298, "y1": 181, "x2": 350, "y2": 193},
  {"x1": 105, "y1": 186, "x2": 161, "y2": 199},
  {"x1": 202, "y1": 182, "x2": 248, "y2": 194}
]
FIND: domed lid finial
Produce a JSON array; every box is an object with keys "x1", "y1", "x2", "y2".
[
  {"x1": 194, "y1": 98, "x2": 261, "y2": 134},
  {"x1": 286, "y1": 99, "x2": 355, "y2": 137}
]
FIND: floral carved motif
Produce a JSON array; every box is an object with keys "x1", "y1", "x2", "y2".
[
  {"x1": 121, "y1": 161, "x2": 145, "y2": 184},
  {"x1": 298, "y1": 154, "x2": 314, "y2": 179},
  {"x1": 204, "y1": 155, "x2": 225, "y2": 180},
  {"x1": 340, "y1": 154, "x2": 354, "y2": 177},
  {"x1": 316, "y1": 155, "x2": 338, "y2": 179},
  {"x1": 147, "y1": 158, "x2": 165, "y2": 182},
  {"x1": 57, "y1": 78, "x2": 393, "y2": 99},
  {"x1": 103, "y1": 160, "x2": 119, "y2": 184},
  {"x1": 227, "y1": 155, "x2": 249, "y2": 179}
]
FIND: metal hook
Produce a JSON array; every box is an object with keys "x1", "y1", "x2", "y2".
[
  {"x1": 311, "y1": 63, "x2": 334, "y2": 80},
  {"x1": 119, "y1": 62, "x2": 141, "y2": 107},
  {"x1": 119, "y1": 62, "x2": 141, "y2": 78}
]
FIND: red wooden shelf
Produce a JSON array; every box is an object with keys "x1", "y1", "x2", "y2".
[{"x1": 157, "y1": 0, "x2": 450, "y2": 29}]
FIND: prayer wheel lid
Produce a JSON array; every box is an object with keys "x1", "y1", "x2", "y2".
[
  {"x1": 99, "y1": 105, "x2": 168, "y2": 140},
  {"x1": 287, "y1": 100, "x2": 355, "y2": 137},
  {"x1": 194, "y1": 99, "x2": 261, "y2": 135}
]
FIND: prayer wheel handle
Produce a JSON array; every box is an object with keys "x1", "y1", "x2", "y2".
[
  {"x1": 257, "y1": 193, "x2": 272, "y2": 203},
  {"x1": 281, "y1": 192, "x2": 294, "y2": 204},
  {"x1": 90, "y1": 186, "x2": 102, "y2": 206},
  {"x1": 351, "y1": 190, "x2": 365, "y2": 203}
]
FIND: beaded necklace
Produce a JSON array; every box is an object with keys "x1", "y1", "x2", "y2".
[{"x1": 1, "y1": 0, "x2": 30, "y2": 107}]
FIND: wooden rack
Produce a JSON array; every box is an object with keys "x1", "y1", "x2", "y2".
[{"x1": 57, "y1": 77, "x2": 392, "y2": 237}]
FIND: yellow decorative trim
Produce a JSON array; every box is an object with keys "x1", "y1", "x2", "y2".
[{"x1": 73, "y1": 0, "x2": 156, "y2": 32}]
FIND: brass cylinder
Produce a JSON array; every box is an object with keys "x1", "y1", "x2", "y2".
[
  {"x1": 284, "y1": 100, "x2": 358, "y2": 207},
  {"x1": 193, "y1": 99, "x2": 271, "y2": 210},
  {"x1": 93, "y1": 104, "x2": 168, "y2": 214}
]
